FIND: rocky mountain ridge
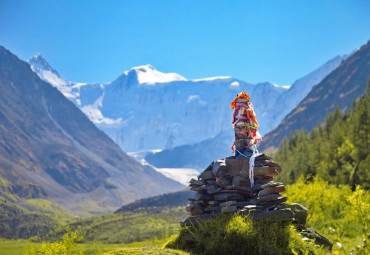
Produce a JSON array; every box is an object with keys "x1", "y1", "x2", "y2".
[
  {"x1": 260, "y1": 41, "x2": 370, "y2": 151},
  {"x1": 0, "y1": 46, "x2": 184, "y2": 214}
]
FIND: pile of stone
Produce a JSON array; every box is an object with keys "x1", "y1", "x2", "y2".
[
  {"x1": 186, "y1": 154, "x2": 287, "y2": 217},
  {"x1": 183, "y1": 153, "x2": 333, "y2": 250}
]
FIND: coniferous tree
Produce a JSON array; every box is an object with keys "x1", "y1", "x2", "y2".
[{"x1": 275, "y1": 81, "x2": 370, "y2": 189}]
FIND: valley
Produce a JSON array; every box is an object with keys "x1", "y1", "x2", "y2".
[{"x1": 0, "y1": 39, "x2": 369, "y2": 254}]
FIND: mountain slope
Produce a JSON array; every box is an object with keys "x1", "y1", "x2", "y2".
[
  {"x1": 0, "y1": 46, "x2": 183, "y2": 213},
  {"x1": 145, "y1": 130, "x2": 234, "y2": 170},
  {"x1": 274, "y1": 82, "x2": 370, "y2": 188},
  {"x1": 260, "y1": 41, "x2": 370, "y2": 151},
  {"x1": 262, "y1": 55, "x2": 346, "y2": 132}
]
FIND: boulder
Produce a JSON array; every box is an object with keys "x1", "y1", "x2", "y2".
[
  {"x1": 280, "y1": 203, "x2": 308, "y2": 227},
  {"x1": 300, "y1": 228, "x2": 333, "y2": 250}
]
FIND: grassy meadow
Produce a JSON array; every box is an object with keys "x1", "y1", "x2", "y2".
[
  {"x1": 0, "y1": 238, "x2": 190, "y2": 255},
  {"x1": 0, "y1": 177, "x2": 368, "y2": 254}
]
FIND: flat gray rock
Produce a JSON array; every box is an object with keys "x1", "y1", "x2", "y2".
[
  {"x1": 257, "y1": 193, "x2": 280, "y2": 202},
  {"x1": 213, "y1": 192, "x2": 245, "y2": 201},
  {"x1": 258, "y1": 185, "x2": 285, "y2": 196},
  {"x1": 221, "y1": 205, "x2": 238, "y2": 213},
  {"x1": 261, "y1": 181, "x2": 284, "y2": 189}
]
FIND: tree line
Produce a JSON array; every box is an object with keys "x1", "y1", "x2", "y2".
[{"x1": 274, "y1": 80, "x2": 370, "y2": 190}]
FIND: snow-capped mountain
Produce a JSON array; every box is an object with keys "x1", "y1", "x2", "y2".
[
  {"x1": 127, "y1": 64, "x2": 187, "y2": 84},
  {"x1": 28, "y1": 54, "x2": 344, "y2": 153},
  {"x1": 28, "y1": 54, "x2": 75, "y2": 98}
]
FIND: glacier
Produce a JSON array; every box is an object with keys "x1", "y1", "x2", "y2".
[{"x1": 28, "y1": 55, "x2": 345, "y2": 154}]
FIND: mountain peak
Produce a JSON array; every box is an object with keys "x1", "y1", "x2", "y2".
[
  {"x1": 28, "y1": 53, "x2": 53, "y2": 71},
  {"x1": 131, "y1": 64, "x2": 156, "y2": 72},
  {"x1": 27, "y1": 53, "x2": 72, "y2": 91},
  {"x1": 124, "y1": 64, "x2": 187, "y2": 85}
]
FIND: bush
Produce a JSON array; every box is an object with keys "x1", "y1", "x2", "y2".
[
  {"x1": 166, "y1": 214, "x2": 322, "y2": 255},
  {"x1": 23, "y1": 229, "x2": 84, "y2": 255},
  {"x1": 285, "y1": 177, "x2": 370, "y2": 254}
]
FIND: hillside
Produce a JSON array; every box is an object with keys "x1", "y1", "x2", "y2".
[
  {"x1": 0, "y1": 46, "x2": 183, "y2": 214},
  {"x1": 260, "y1": 41, "x2": 370, "y2": 151},
  {"x1": 115, "y1": 190, "x2": 194, "y2": 213},
  {"x1": 274, "y1": 81, "x2": 370, "y2": 189},
  {"x1": 0, "y1": 200, "x2": 61, "y2": 239}
]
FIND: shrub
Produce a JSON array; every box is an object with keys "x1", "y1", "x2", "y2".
[
  {"x1": 166, "y1": 214, "x2": 321, "y2": 255},
  {"x1": 23, "y1": 229, "x2": 84, "y2": 255},
  {"x1": 285, "y1": 177, "x2": 370, "y2": 254}
]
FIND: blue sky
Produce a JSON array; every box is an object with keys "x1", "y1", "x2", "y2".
[{"x1": 0, "y1": 0, "x2": 369, "y2": 85}]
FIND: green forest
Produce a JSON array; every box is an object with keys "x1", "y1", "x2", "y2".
[{"x1": 275, "y1": 81, "x2": 370, "y2": 189}]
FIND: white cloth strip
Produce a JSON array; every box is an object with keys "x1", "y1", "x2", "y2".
[{"x1": 249, "y1": 145, "x2": 259, "y2": 188}]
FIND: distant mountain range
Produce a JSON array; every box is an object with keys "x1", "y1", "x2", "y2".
[
  {"x1": 145, "y1": 41, "x2": 370, "y2": 169},
  {"x1": 144, "y1": 56, "x2": 351, "y2": 170},
  {"x1": 0, "y1": 46, "x2": 183, "y2": 214},
  {"x1": 260, "y1": 41, "x2": 370, "y2": 151},
  {"x1": 28, "y1": 54, "x2": 345, "y2": 153}
]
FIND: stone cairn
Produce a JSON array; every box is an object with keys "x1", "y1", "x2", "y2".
[
  {"x1": 182, "y1": 91, "x2": 332, "y2": 249},
  {"x1": 185, "y1": 154, "x2": 293, "y2": 223},
  {"x1": 185, "y1": 91, "x2": 291, "y2": 223},
  {"x1": 184, "y1": 154, "x2": 332, "y2": 249}
]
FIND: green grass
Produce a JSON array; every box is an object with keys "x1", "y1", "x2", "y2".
[
  {"x1": 101, "y1": 247, "x2": 190, "y2": 255},
  {"x1": 47, "y1": 207, "x2": 187, "y2": 244},
  {"x1": 22, "y1": 199, "x2": 75, "y2": 217},
  {"x1": 1, "y1": 177, "x2": 369, "y2": 254},
  {"x1": 0, "y1": 239, "x2": 29, "y2": 255},
  {"x1": 0, "y1": 237, "x2": 190, "y2": 255},
  {"x1": 82, "y1": 238, "x2": 190, "y2": 255}
]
